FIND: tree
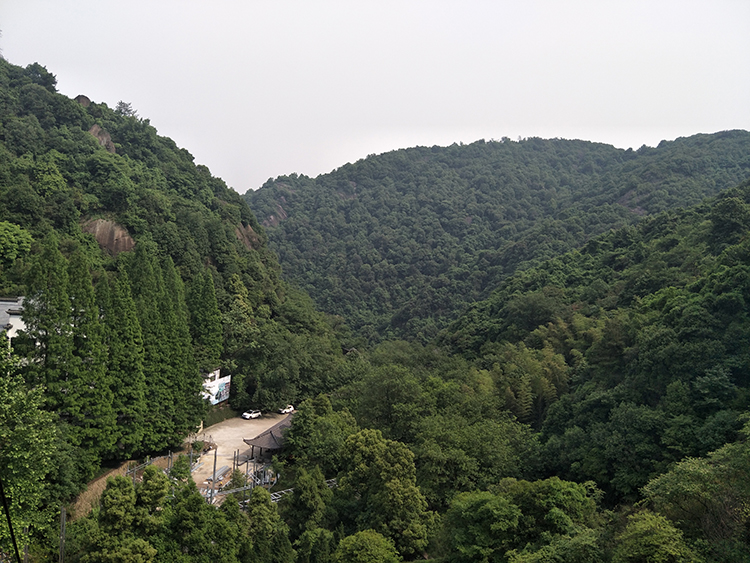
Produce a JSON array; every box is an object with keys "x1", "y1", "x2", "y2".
[
  {"x1": 442, "y1": 490, "x2": 521, "y2": 563},
  {"x1": 356, "y1": 364, "x2": 426, "y2": 442},
  {"x1": 161, "y1": 256, "x2": 203, "y2": 438},
  {"x1": 188, "y1": 268, "x2": 223, "y2": 373},
  {"x1": 0, "y1": 221, "x2": 32, "y2": 266},
  {"x1": 334, "y1": 530, "x2": 401, "y2": 563},
  {"x1": 25, "y1": 62, "x2": 57, "y2": 92},
  {"x1": 295, "y1": 528, "x2": 336, "y2": 563},
  {"x1": 102, "y1": 269, "x2": 147, "y2": 458},
  {"x1": 412, "y1": 414, "x2": 535, "y2": 510},
  {"x1": 441, "y1": 477, "x2": 602, "y2": 563},
  {"x1": 0, "y1": 337, "x2": 56, "y2": 558},
  {"x1": 66, "y1": 248, "x2": 117, "y2": 477},
  {"x1": 99, "y1": 476, "x2": 136, "y2": 535},
  {"x1": 244, "y1": 487, "x2": 295, "y2": 563},
  {"x1": 642, "y1": 425, "x2": 750, "y2": 556},
  {"x1": 280, "y1": 465, "x2": 332, "y2": 541},
  {"x1": 126, "y1": 241, "x2": 176, "y2": 451},
  {"x1": 115, "y1": 101, "x2": 138, "y2": 118},
  {"x1": 336, "y1": 429, "x2": 433, "y2": 558},
  {"x1": 20, "y1": 233, "x2": 73, "y2": 405},
  {"x1": 284, "y1": 395, "x2": 358, "y2": 477},
  {"x1": 160, "y1": 481, "x2": 241, "y2": 563},
  {"x1": 612, "y1": 511, "x2": 700, "y2": 563}
]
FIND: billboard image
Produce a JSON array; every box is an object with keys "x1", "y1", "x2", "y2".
[{"x1": 202, "y1": 369, "x2": 231, "y2": 405}]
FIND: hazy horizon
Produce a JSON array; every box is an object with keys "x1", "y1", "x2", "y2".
[{"x1": 2, "y1": 1, "x2": 748, "y2": 192}]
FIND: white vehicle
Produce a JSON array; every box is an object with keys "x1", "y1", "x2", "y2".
[
  {"x1": 279, "y1": 404, "x2": 294, "y2": 414},
  {"x1": 242, "y1": 410, "x2": 261, "y2": 419}
]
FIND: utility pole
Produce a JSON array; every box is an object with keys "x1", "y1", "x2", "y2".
[
  {"x1": 209, "y1": 447, "x2": 217, "y2": 504},
  {"x1": 58, "y1": 506, "x2": 66, "y2": 563}
]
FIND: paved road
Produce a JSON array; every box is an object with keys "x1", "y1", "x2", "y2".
[{"x1": 191, "y1": 413, "x2": 287, "y2": 486}]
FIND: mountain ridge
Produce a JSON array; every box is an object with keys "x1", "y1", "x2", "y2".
[{"x1": 246, "y1": 131, "x2": 750, "y2": 342}]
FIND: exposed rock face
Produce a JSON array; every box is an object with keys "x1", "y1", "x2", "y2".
[
  {"x1": 81, "y1": 219, "x2": 135, "y2": 255},
  {"x1": 262, "y1": 203, "x2": 288, "y2": 228},
  {"x1": 88, "y1": 124, "x2": 116, "y2": 153},
  {"x1": 235, "y1": 223, "x2": 261, "y2": 250},
  {"x1": 74, "y1": 94, "x2": 91, "y2": 107}
]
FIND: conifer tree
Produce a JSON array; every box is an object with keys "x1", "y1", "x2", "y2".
[
  {"x1": 65, "y1": 249, "x2": 117, "y2": 478},
  {"x1": 336, "y1": 429, "x2": 434, "y2": 558},
  {"x1": 224, "y1": 273, "x2": 261, "y2": 410},
  {"x1": 188, "y1": 267, "x2": 223, "y2": 373},
  {"x1": 101, "y1": 268, "x2": 148, "y2": 458},
  {"x1": 162, "y1": 256, "x2": 203, "y2": 438},
  {"x1": 245, "y1": 487, "x2": 296, "y2": 563},
  {"x1": 21, "y1": 233, "x2": 73, "y2": 405},
  {"x1": 127, "y1": 241, "x2": 175, "y2": 451}
]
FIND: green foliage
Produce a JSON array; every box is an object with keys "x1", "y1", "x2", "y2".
[
  {"x1": 0, "y1": 337, "x2": 57, "y2": 556},
  {"x1": 442, "y1": 478, "x2": 602, "y2": 563},
  {"x1": 442, "y1": 490, "x2": 522, "y2": 563},
  {"x1": 102, "y1": 268, "x2": 148, "y2": 459},
  {"x1": 0, "y1": 220, "x2": 32, "y2": 265},
  {"x1": 335, "y1": 429, "x2": 434, "y2": 558},
  {"x1": 248, "y1": 133, "x2": 750, "y2": 342},
  {"x1": 169, "y1": 455, "x2": 192, "y2": 482},
  {"x1": 285, "y1": 395, "x2": 359, "y2": 477},
  {"x1": 333, "y1": 529, "x2": 402, "y2": 563},
  {"x1": 612, "y1": 511, "x2": 701, "y2": 563},
  {"x1": 188, "y1": 268, "x2": 223, "y2": 372},
  {"x1": 642, "y1": 424, "x2": 750, "y2": 560},
  {"x1": 279, "y1": 465, "x2": 333, "y2": 541},
  {"x1": 295, "y1": 527, "x2": 336, "y2": 563},
  {"x1": 244, "y1": 487, "x2": 295, "y2": 563},
  {"x1": 413, "y1": 414, "x2": 537, "y2": 510},
  {"x1": 99, "y1": 476, "x2": 137, "y2": 535},
  {"x1": 7, "y1": 53, "x2": 750, "y2": 561}
]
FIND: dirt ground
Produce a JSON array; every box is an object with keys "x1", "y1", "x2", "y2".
[{"x1": 190, "y1": 412, "x2": 288, "y2": 487}]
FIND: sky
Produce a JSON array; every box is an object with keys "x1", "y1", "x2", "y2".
[{"x1": 2, "y1": 1, "x2": 749, "y2": 193}]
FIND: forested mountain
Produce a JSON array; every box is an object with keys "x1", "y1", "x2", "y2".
[
  {"x1": 0, "y1": 58, "x2": 347, "y2": 555},
  {"x1": 64, "y1": 180, "x2": 750, "y2": 563},
  {"x1": 246, "y1": 132, "x2": 750, "y2": 342},
  {"x1": 4, "y1": 54, "x2": 750, "y2": 563}
]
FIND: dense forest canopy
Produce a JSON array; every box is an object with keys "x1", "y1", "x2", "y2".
[
  {"x1": 2, "y1": 56, "x2": 750, "y2": 563},
  {"x1": 246, "y1": 132, "x2": 750, "y2": 342}
]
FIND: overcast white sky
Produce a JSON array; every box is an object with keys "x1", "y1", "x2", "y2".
[{"x1": 2, "y1": 1, "x2": 749, "y2": 193}]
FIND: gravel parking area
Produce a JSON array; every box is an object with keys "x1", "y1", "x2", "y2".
[{"x1": 191, "y1": 413, "x2": 287, "y2": 486}]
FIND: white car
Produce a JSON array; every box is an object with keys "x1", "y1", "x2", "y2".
[
  {"x1": 279, "y1": 404, "x2": 294, "y2": 414},
  {"x1": 242, "y1": 410, "x2": 261, "y2": 419}
]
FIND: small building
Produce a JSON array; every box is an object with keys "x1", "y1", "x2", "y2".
[
  {"x1": 201, "y1": 368, "x2": 231, "y2": 405},
  {"x1": 243, "y1": 414, "x2": 294, "y2": 460}
]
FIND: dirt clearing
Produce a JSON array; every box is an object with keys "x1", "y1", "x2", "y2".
[{"x1": 190, "y1": 413, "x2": 288, "y2": 485}]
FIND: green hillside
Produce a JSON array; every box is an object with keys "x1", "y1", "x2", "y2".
[
  {"x1": 246, "y1": 133, "x2": 750, "y2": 342},
  {"x1": 0, "y1": 58, "x2": 347, "y2": 552}
]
